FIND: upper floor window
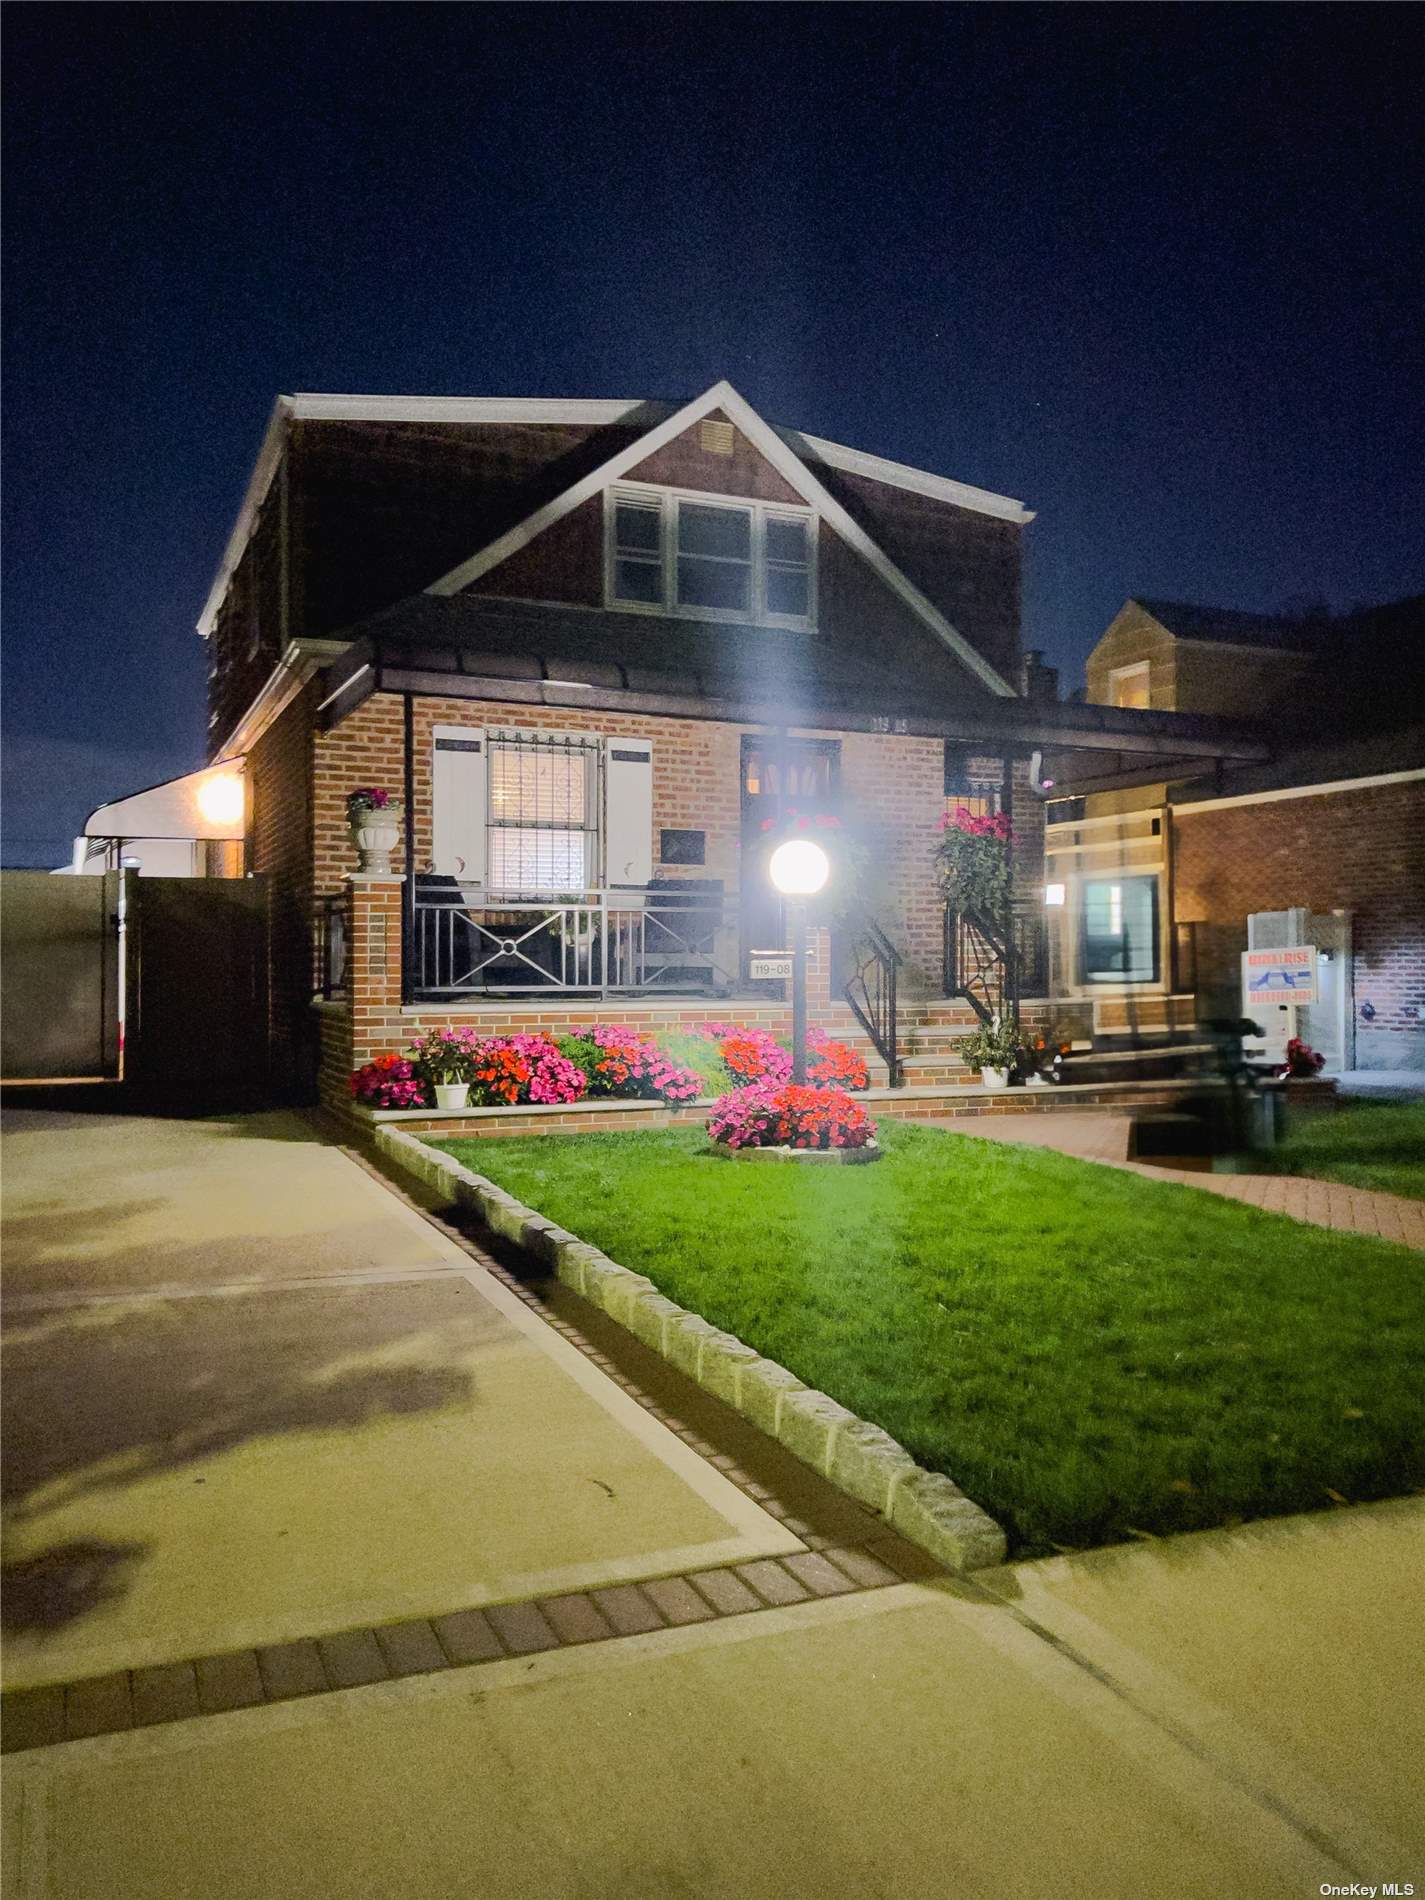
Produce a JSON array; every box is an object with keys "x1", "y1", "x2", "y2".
[
  {"x1": 606, "y1": 484, "x2": 815, "y2": 628},
  {"x1": 1109, "y1": 661, "x2": 1151, "y2": 709}
]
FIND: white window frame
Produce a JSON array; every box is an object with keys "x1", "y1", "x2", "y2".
[
  {"x1": 604, "y1": 481, "x2": 817, "y2": 630},
  {"x1": 484, "y1": 728, "x2": 603, "y2": 896},
  {"x1": 1108, "y1": 661, "x2": 1151, "y2": 709}
]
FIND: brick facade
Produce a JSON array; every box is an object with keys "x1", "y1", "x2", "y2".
[{"x1": 1172, "y1": 777, "x2": 1425, "y2": 1069}]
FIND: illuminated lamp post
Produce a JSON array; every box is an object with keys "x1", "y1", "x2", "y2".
[{"x1": 768, "y1": 838, "x2": 830, "y2": 1084}]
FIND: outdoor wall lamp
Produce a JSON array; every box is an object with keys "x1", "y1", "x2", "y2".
[
  {"x1": 769, "y1": 839, "x2": 829, "y2": 1085},
  {"x1": 197, "y1": 773, "x2": 245, "y2": 826},
  {"x1": 1044, "y1": 882, "x2": 1066, "y2": 907}
]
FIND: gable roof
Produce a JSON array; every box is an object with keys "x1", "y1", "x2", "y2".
[
  {"x1": 196, "y1": 389, "x2": 1032, "y2": 650},
  {"x1": 423, "y1": 380, "x2": 1019, "y2": 698},
  {"x1": 1131, "y1": 597, "x2": 1326, "y2": 653}
]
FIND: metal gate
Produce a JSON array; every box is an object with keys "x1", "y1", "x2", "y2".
[
  {"x1": 1, "y1": 872, "x2": 270, "y2": 1100},
  {"x1": 124, "y1": 877, "x2": 270, "y2": 1098},
  {"x1": 0, "y1": 871, "x2": 121, "y2": 1081}
]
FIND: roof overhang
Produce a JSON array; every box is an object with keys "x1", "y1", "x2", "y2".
[
  {"x1": 317, "y1": 634, "x2": 1270, "y2": 772},
  {"x1": 82, "y1": 759, "x2": 248, "y2": 843}
]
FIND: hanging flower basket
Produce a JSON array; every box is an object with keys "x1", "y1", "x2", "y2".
[{"x1": 934, "y1": 807, "x2": 1015, "y2": 927}]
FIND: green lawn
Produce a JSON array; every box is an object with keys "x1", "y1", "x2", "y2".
[
  {"x1": 1263, "y1": 1100, "x2": 1425, "y2": 1202},
  {"x1": 435, "y1": 1123, "x2": 1425, "y2": 1556}
]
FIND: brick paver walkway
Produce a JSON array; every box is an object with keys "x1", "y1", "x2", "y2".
[{"x1": 932, "y1": 1112, "x2": 1425, "y2": 1248}]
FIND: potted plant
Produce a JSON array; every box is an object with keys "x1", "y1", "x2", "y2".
[
  {"x1": 410, "y1": 1027, "x2": 478, "y2": 1110},
  {"x1": 347, "y1": 787, "x2": 403, "y2": 875},
  {"x1": 956, "y1": 1015, "x2": 1029, "y2": 1090}
]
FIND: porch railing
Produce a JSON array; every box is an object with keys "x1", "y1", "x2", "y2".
[
  {"x1": 407, "y1": 884, "x2": 741, "y2": 1002},
  {"x1": 943, "y1": 905, "x2": 1048, "y2": 1026},
  {"x1": 318, "y1": 893, "x2": 347, "y2": 1000},
  {"x1": 843, "y1": 920, "x2": 904, "y2": 1086}
]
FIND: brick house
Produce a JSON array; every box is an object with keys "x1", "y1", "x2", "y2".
[
  {"x1": 184, "y1": 381, "x2": 1269, "y2": 1107},
  {"x1": 1045, "y1": 595, "x2": 1425, "y2": 1071}
]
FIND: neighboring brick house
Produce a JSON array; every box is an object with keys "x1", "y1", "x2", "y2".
[
  {"x1": 183, "y1": 381, "x2": 1267, "y2": 1101},
  {"x1": 1045, "y1": 595, "x2": 1425, "y2": 1070}
]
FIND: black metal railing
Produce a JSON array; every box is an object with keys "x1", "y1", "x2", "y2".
[
  {"x1": 408, "y1": 884, "x2": 741, "y2": 1001},
  {"x1": 318, "y1": 893, "x2": 347, "y2": 1000},
  {"x1": 943, "y1": 905, "x2": 1048, "y2": 1026},
  {"x1": 843, "y1": 919, "x2": 904, "y2": 1086}
]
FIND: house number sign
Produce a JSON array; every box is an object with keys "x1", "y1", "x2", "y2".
[{"x1": 749, "y1": 950, "x2": 794, "y2": 980}]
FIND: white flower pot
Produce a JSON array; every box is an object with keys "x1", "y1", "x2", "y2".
[
  {"x1": 980, "y1": 1066, "x2": 1010, "y2": 1090},
  {"x1": 434, "y1": 1083, "x2": 470, "y2": 1110},
  {"x1": 351, "y1": 815, "x2": 401, "y2": 875}
]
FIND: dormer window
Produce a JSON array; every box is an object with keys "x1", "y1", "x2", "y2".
[{"x1": 606, "y1": 483, "x2": 815, "y2": 627}]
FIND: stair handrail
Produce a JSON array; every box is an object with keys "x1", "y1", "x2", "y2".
[{"x1": 842, "y1": 916, "x2": 904, "y2": 1088}]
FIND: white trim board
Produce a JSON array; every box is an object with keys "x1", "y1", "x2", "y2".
[
  {"x1": 425, "y1": 380, "x2": 1018, "y2": 697},
  {"x1": 1170, "y1": 767, "x2": 1425, "y2": 817},
  {"x1": 196, "y1": 390, "x2": 1032, "y2": 639}
]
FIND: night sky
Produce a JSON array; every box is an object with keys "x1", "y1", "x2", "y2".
[{"x1": 3, "y1": 3, "x2": 1421, "y2": 865}]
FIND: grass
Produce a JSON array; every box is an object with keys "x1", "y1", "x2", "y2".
[
  {"x1": 435, "y1": 1122, "x2": 1425, "y2": 1556},
  {"x1": 1261, "y1": 1100, "x2": 1425, "y2": 1202}
]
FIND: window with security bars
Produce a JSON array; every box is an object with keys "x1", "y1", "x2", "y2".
[
  {"x1": 944, "y1": 746, "x2": 1005, "y2": 820},
  {"x1": 487, "y1": 736, "x2": 599, "y2": 893}
]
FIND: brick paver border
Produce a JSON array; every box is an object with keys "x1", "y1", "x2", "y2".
[{"x1": 1, "y1": 1536, "x2": 935, "y2": 1755}]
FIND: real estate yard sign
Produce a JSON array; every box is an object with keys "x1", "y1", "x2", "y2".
[{"x1": 1241, "y1": 945, "x2": 1318, "y2": 1010}]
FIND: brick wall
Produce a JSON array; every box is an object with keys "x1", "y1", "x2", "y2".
[
  {"x1": 312, "y1": 694, "x2": 966, "y2": 983},
  {"x1": 1172, "y1": 778, "x2": 1425, "y2": 1069},
  {"x1": 323, "y1": 878, "x2": 840, "y2": 1109}
]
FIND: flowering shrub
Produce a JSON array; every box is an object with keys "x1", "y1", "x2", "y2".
[
  {"x1": 702, "y1": 1022, "x2": 793, "y2": 1085},
  {"x1": 707, "y1": 1081, "x2": 877, "y2": 1151},
  {"x1": 351, "y1": 1054, "x2": 428, "y2": 1108},
  {"x1": 503, "y1": 1034, "x2": 588, "y2": 1105},
  {"x1": 806, "y1": 1029, "x2": 870, "y2": 1091},
  {"x1": 466, "y1": 1039, "x2": 534, "y2": 1107},
  {"x1": 559, "y1": 1027, "x2": 703, "y2": 1103},
  {"x1": 346, "y1": 786, "x2": 400, "y2": 826},
  {"x1": 699, "y1": 1022, "x2": 870, "y2": 1091},
  {"x1": 1280, "y1": 1037, "x2": 1326, "y2": 1079},
  {"x1": 934, "y1": 805, "x2": 1015, "y2": 926},
  {"x1": 410, "y1": 1026, "x2": 481, "y2": 1087}
]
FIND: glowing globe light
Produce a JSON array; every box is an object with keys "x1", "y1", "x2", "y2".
[
  {"x1": 768, "y1": 838, "x2": 830, "y2": 897},
  {"x1": 197, "y1": 773, "x2": 245, "y2": 825}
]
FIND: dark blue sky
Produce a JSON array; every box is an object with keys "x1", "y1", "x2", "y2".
[{"x1": 4, "y1": 3, "x2": 1422, "y2": 864}]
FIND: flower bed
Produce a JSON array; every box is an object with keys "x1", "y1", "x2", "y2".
[
  {"x1": 707, "y1": 1080, "x2": 878, "y2": 1157},
  {"x1": 350, "y1": 1019, "x2": 869, "y2": 1112}
]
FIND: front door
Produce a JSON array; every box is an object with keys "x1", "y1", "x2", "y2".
[{"x1": 739, "y1": 735, "x2": 840, "y2": 982}]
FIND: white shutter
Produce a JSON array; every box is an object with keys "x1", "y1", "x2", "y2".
[
  {"x1": 603, "y1": 737, "x2": 653, "y2": 889},
  {"x1": 432, "y1": 725, "x2": 486, "y2": 884}
]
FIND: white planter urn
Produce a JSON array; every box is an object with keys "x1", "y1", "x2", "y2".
[
  {"x1": 351, "y1": 812, "x2": 402, "y2": 875},
  {"x1": 980, "y1": 1066, "x2": 1010, "y2": 1090},
  {"x1": 433, "y1": 1083, "x2": 470, "y2": 1111}
]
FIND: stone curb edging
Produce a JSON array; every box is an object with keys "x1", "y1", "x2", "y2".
[{"x1": 372, "y1": 1124, "x2": 1007, "y2": 1574}]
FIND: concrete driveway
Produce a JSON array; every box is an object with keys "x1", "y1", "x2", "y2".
[
  {"x1": 1, "y1": 1108, "x2": 797, "y2": 1685},
  {"x1": 3, "y1": 1105, "x2": 1421, "y2": 1898}
]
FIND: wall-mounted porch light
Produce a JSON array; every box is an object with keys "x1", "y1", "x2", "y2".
[
  {"x1": 1044, "y1": 882, "x2": 1066, "y2": 907},
  {"x1": 197, "y1": 773, "x2": 245, "y2": 826}
]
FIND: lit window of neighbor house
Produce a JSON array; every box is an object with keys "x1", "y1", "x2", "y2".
[{"x1": 1109, "y1": 661, "x2": 1151, "y2": 709}]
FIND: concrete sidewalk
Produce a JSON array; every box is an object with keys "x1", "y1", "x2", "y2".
[
  {"x1": 5, "y1": 1501, "x2": 1421, "y2": 1898},
  {"x1": 932, "y1": 1109, "x2": 1425, "y2": 1247}
]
